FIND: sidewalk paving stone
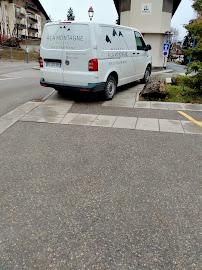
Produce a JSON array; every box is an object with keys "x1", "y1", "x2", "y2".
[
  {"x1": 150, "y1": 102, "x2": 168, "y2": 110},
  {"x1": 124, "y1": 88, "x2": 140, "y2": 93},
  {"x1": 102, "y1": 99, "x2": 135, "y2": 108},
  {"x1": 181, "y1": 121, "x2": 202, "y2": 134},
  {"x1": 134, "y1": 102, "x2": 151, "y2": 109},
  {"x1": 0, "y1": 119, "x2": 16, "y2": 135},
  {"x1": 26, "y1": 105, "x2": 71, "y2": 118},
  {"x1": 184, "y1": 103, "x2": 202, "y2": 111},
  {"x1": 21, "y1": 115, "x2": 63, "y2": 124},
  {"x1": 114, "y1": 93, "x2": 136, "y2": 99},
  {"x1": 60, "y1": 113, "x2": 79, "y2": 124},
  {"x1": 159, "y1": 119, "x2": 184, "y2": 133},
  {"x1": 39, "y1": 104, "x2": 73, "y2": 115},
  {"x1": 44, "y1": 93, "x2": 74, "y2": 107},
  {"x1": 1, "y1": 109, "x2": 28, "y2": 121},
  {"x1": 121, "y1": 85, "x2": 143, "y2": 93},
  {"x1": 91, "y1": 115, "x2": 117, "y2": 127},
  {"x1": 136, "y1": 118, "x2": 159, "y2": 131},
  {"x1": 112, "y1": 116, "x2": 137, "y2": 129},
  {"x1": 17, "y1": 101, "x2": 42, "y2": 113},
  {"x1": 166, "y1": 102, "x2": 186, "y2": 110},
  {"x1": 44, "y1": 99, "x2": 74, "y2": 107},
  {"x1": 69, "y1": 114, "x2": 98, "y2": 126}
]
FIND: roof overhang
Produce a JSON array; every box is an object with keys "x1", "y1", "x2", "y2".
[
  {"x1": 32, "y1": 0, "x2": 50, "y2": 20},
  {"x1": 172, "y1": 0, "x2": 181, "y2": 16},
  {"x1": 114, "y1": 0, "x2": 120, "y2": 16},
  {"x1": 114, "y1": 0, "x2": 182, "y2": 17}
]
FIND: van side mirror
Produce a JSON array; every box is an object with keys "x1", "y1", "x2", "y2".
[{"x1": 145, "y1": 44, "x2": 152, "y2": 51}]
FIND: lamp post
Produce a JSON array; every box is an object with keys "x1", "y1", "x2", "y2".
[
  {"x1": 165, "y1": 31, "x2": 171, "y2": 43},
  {"x1": 88, "y1": 7, "x2": 94, "y2": 21},
  {"x1": 24, "y1": 13, "x2": 31, "y2": 63}
]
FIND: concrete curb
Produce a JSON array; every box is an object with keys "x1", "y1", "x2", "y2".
[
  {"x1": 136, "y1": 85, "x2": 202, "y2": 109},
  {"x1": 42, "y1": 90, "x2": 55, "y2": 101},
  {"x1": 32, "y1": 66, "x2": 40, "y2": 70},
  {"x1": 151, "y1": 69, "x2": 173, "y2": 74}
]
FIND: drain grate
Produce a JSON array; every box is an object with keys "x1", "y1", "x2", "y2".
[{"x1": 33, "y1": 99, "x2": 45, "y2": 102}]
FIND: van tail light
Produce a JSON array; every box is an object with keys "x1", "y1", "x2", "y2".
[
  {"x1": 39, "y1": 57, "x2": 43, "y2": 68},
  {"x1": 89, "y1": 59, "x2": 98, "y2": 71}
]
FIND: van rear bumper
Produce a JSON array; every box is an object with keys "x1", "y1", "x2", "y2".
[{"x1": 40, "y1": 79, "x2": 105, "y2": 92}]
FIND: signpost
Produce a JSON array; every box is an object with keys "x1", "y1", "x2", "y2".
[
  {"x1": 163, "y1": 43, "x2": 170, "y2": 69},
  {"x1": 163, "y1": 43, "x2": 170, "y2": 51}
]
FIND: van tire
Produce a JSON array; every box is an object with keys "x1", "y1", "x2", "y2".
[
  {"x1": 140, "y1": 66, "x2": 151, "y2": 84},
  {"x1": 104, "y1": 76, "x2": 117, "y2": 100}
]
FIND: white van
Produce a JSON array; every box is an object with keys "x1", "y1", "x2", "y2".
[{"x1": 40, "y1": 22, "x2": 152, "y2": 100}]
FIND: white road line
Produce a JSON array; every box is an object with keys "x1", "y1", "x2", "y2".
[{"x1": 0, "y1": 77, "x2": 22, "y2": 81}]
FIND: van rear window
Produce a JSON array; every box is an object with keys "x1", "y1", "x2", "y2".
[{"x1": 41, "y1": 24, "x2": 90, "y2": 50}]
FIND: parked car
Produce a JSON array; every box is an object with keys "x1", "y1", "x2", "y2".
[{"x1": 40, "y1": 21, "x2": 152, "y2": 100}]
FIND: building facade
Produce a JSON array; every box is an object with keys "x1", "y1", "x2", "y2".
[
  {"x1": 0, "y1": 0, "x2": 49, "y2": 41},
  {"x1": 114, "y1": 0, "x2": 181, "y2": 68}
]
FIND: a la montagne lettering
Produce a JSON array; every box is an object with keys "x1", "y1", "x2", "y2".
[{"x1": 47, "y1": 35, "x2": 84, "y2": 42}]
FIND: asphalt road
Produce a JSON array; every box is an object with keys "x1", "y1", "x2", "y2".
[
  {"x1": 0, "y1": 61, "x2": 52, "y2": 117},
  {"x1": 0, "y1": 62, "x2": 39, "y2": 75},
  {"x1": 0, "y1": 62, "x2": 201, "y2": 269},
  {"x1": 0, "y1": 122, "x2": 201, "y2": 269},
  {"x1": 166, "y1": 62, "x2": 186, "y2": 73}
]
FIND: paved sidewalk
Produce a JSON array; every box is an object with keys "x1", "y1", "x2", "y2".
[
  {"x1": 103, "y1": 84, "x2": 202, "y2": 111},
  {"x1": 21, "y1": 112, "x2": 201, "y2": 134},
  {"x1": 0, "y1": 91, "x2": 201, "y2": 136}
]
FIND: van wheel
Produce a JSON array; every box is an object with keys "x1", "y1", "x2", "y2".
[
  {"x1": 140, "y1": 66, "x2": 151, "y2": 84},
  {"x1": 104, "y1": 76, "x2": 117, "y2": 100}
]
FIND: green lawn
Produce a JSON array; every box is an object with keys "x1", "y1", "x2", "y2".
[
  {"x1": 0, "y1": 49, "x2": 39, "y2": 62},
  {"x1": 166, "y1": 84, "x2": 202, "y2": 104}
]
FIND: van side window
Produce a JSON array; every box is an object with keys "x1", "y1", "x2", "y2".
[{"x1": 134, "y1": 31, "x2": 146, "y2": 50}]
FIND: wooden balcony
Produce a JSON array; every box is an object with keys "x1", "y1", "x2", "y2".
[
  {"x1": 28, "y1": 17, "x2": 38, "y2": 23},
  {"x1": 28, "y1": 27, "x2": 38, "y2": 33},
  {"x1": 25, "y1": 2, "x2": 38, "y2": 14}
]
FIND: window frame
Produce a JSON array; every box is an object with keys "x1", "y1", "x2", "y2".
[{"x1": 134, "y1": 31, "x2": 146, "y2": 51}]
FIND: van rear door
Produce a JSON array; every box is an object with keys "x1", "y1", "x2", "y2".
[
  {"x1": 40, "y1": 24, "x2": 64, "y2": 85},
  {"x1": 62, "y1": 23, "x2": 92, "y2": 86}
]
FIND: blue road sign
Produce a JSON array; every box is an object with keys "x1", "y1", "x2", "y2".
[
  {"x1": 163, "y1": 51, "x2": 168, "y2": 56},
  {"x1": 163, "y1": 43, "x2": 170, "y2": 51}
]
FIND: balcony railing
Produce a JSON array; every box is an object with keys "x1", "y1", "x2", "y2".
[
  {"x1": 25, "y1": 2, "x2": 38, "y2": 14},
  {"x1": 28, "y1": 27, "x2": 38, "y2": 32},
  {"x1": 21, "y1": 35, "x2": 39, "y2": 40},
  {"x1": 16, "y1": 12, "x2": 26, "y2": 18},
  {"x1": 28, "y1": 17, "x2": 38, "y2": 23},
  {"x1": 16, "y1": 23, "x2": 26, "y2": 30}
]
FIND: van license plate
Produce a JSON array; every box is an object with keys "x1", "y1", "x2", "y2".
[{"x1": 46, "y1": 62, "x2": 61, "y2": 68}]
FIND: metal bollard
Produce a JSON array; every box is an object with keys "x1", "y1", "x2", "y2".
[
  {"x1": 10, "y1": 47, "x2": 13, "y2": 62},
  {"x1": 26, "y1": 47, "x2": 29, "y2": 63}
]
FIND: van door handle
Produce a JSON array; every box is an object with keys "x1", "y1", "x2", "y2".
[
  {"x1": 137, "y1": 52, "x2": 140, "y2": 55},
  {"x1": 133, "y1": 53, "x2": 136, "y2": 55}
]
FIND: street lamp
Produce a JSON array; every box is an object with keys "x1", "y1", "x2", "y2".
[
  {"x1": 24, "y1": 12, "x2": 31, "y2": 63},
  {"x1": 88, "y1": 6, "x2": 94, "y2": 21},
  {"x1": 165, "y1": 31, "x2": 171, "y2": 43}
]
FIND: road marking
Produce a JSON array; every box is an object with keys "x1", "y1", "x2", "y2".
[
  {"x1": 0, "y1": 77, "x2": 22, "y2": 81},
  {"x1": 178, "y1": 111, "x2": 202, "y2": 127}
]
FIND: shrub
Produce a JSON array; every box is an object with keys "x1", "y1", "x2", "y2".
[{"x1": 171, "y1": 74, "x2": 184, "y2": 85}]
